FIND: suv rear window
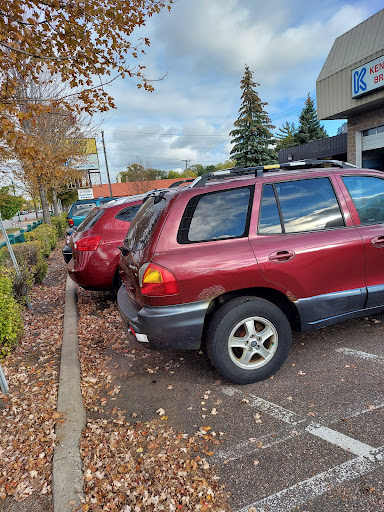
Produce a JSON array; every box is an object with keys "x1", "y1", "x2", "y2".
[
  {"x1": 178, "y1": 187, "x2": 252, "y2": 243},
  {"x1": 124, "y1": 196, "x2": 166, "y2": 250},
  {"x1": 77, "y1": 208, "x2": 104, "y2": 232}
]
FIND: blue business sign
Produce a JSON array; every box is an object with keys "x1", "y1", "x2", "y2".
[{"x1": 352, "y1": 55, "x2": 384, "y2": 98}]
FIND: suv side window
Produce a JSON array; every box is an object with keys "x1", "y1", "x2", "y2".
[
  {"x1": 258, "y1": 184, "x2": 282, "y2": 234},
  {"x1": 178, "y1": 187, "x2": 252, "y2": 243},
  {"x1": 342, "y1": 176, "x2": 384, "y2": 225},
  {"x1": 259, "y1": 178, "x2": 344, "y2": 234}
]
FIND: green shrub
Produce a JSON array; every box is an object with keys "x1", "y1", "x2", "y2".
[
  {"x1": 0, "y1": 240, "x2": 48, "y2": 299},
  {"x1": 0, "y1": 270, "x2": 23, "y2": 357},
  {"x1": 51, "y1": 213, "x2": 67, "y2": 238},
  {"x1": 24, "y1": 224, "x2": 58, "y2": 257}
]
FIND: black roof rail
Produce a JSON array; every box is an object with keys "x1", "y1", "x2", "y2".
[
  {"x1": 279, "y1": 159, "x2": 357, "y2": 169},
  {"x1": 190, "y1": 160, "x2": 356, "y2": 187}
]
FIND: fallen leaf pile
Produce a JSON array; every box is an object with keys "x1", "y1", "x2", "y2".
[
  {"x1": 77, "y1": 289, "x2": 231, "y2": 511},
  {"x1": 80, "y1": 418, "x2": 231, "y2": 511},
  {"x1": 77, "y1": 289, "x2": 130, "y2": 413},
  {"x1": 0, "y1": 247, "x2": 66, "y2": 504}
]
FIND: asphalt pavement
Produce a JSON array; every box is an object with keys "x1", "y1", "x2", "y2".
[
  {"x1": 57, "y1": 283, "x2": 384, "y2": 511},
  {"x1": 99, "y1": 311, "x2": 384, "y2": 511}
]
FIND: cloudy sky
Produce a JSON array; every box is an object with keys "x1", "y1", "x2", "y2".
[{"x1": 93, "y1": 0, "x2": 383, "y2": 183}]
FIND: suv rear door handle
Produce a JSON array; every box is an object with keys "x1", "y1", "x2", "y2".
[
  {"x1": 268, "y1": 250, "x2": 295, "y2": 262},
  {"x1": 371, "y1": 236, "x2": 384, "y2": 248}
]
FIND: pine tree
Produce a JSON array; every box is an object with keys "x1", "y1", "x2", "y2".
[
  {"x1": 230, "y1": 66, "x2": 276, "y2": 166},
  {"x1": 275, "y1": 122, "x2": 297, "y2": 151},
  {"x1": 294, "y1": 93, "x2": 328, "y2": 145}
]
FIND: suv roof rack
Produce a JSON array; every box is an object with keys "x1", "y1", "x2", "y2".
[{"x1": 190, "y1": 159, "x2": 357, "y2": 187}]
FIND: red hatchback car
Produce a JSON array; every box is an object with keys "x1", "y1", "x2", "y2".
[
  {"x1": 68, "y1": 196, "x2": 143, "y2": 291},
  {"x1": 118, "y1": 160, "x2": 384, "y2": 384}
]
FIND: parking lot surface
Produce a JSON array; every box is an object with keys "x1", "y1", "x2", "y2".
[{"x1": 88, "y1": 292, "x2": 384, "y2": 512}]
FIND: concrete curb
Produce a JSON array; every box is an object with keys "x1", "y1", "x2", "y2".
[{"x1": 53, "y1": 276, "x2": 85, "y2": 511}]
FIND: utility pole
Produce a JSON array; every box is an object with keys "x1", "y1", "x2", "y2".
[
  {"x1": 101, "y1": 130, "x2": 113, "y2": 197},
  {"x1": 182, "y1": 160, "x2": 190, "y2": 178}
]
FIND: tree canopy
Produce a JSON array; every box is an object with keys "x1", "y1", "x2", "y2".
[
  {"x1": 294, "y1": 93, "x2": 327, "y2": 145},
  {"x1": 275, "y1": 122, "x2": 297, "y2": 151},
  {"x1": 1, "y1": 1, "x2": 172, "y2": 221},
  {"x1": 0, "y1": 186, "x2": 24, "y2": 220},
  {"x1": 230, "y1": 65, "x2": 276, "y2": 167},
  {"x1": 0, "y1": 1, "x2": 173, "y2": 112}
]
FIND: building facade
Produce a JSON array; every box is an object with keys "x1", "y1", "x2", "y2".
[{"x1": 316, "y1": 9, "x2": 384, "y2": 170}]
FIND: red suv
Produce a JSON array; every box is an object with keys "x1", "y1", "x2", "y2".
[
  {"x1": 68, "y1": 196, "x2": 143, "y2": 291},
  {"x1": 117, "y1": 161, "x2": 384, "y2": 384}
]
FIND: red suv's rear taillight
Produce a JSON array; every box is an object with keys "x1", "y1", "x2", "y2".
[
  {"x1": 139, "y1": 262, "x2": 179, "y2": 296},
  {"x1": 74, "y1": 235, "x2": 102, "y2": 252}
]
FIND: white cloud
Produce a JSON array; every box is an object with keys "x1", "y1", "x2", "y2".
[{"x1": 94, "y1": 0, "x2": 381, "y2": 181}]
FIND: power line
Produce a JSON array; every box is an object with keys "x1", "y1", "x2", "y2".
[{"x1": 101, "y1": 130, "x2": 231, "y2": 137}]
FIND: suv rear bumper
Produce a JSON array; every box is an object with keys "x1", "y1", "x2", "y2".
[{"x1": 117, "y1": 285, "x2": 210, "y2": 350}]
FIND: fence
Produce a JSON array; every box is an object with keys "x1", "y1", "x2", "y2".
[{"x1": 0, "y1": 219, "x2": 44, "y2": 249}]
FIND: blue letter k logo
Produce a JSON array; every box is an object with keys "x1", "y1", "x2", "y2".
[{"x1": 354, "y1": 68, "x2": 367, "y2": 95}]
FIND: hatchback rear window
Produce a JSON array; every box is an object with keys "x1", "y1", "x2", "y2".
[
  {"x1": 77, "y1": 208, "x2": 104, "y2": 232},
  {"x1": 124, "y1": 196, "x2": 166, "y2": 250}
]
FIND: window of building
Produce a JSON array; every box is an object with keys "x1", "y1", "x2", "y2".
[
  {"x1": 363, "y1": 128, "x2": 377, "y2": 136},
  {"x1": 362, "y1": 125, "x2": 384, "y2": 136}
]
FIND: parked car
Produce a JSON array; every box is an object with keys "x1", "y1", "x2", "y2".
[
  {"x1": 117, "y1": 160, "x2": 384, "y2": 384},
  {"x1": 67, "y1": 196, "x2": 144, "y2": 290},
  {"x1": 67, "y1": 197, "x2": 118, "y2": 228}
]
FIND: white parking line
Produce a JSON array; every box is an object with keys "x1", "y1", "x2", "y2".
[
  {"x1": 235, "y1": 446, "x2": 384, "y2": 512},
  {"x1": 221, "y1": 386, "x2": 304, "y2": 425},
  {"x1": 336, "y1": 347, "x2": 384, "y2": 364},
  {"x1": 217, "y1": 387, "x2": 381, "y2": 462},
  {"x1": 306, "y1": 424, "x2": 374, "y2": 456}
]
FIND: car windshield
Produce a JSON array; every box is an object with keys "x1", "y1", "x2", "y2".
[{"x1": 71, "y1": 203, "x2": 97, "y2": 216}]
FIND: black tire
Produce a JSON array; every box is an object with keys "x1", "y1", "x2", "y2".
[
  {"x1": 112, "y1": 268, "x2": 122, "y2": 294},
  {"x1": 206, "y1": 296, "x2": 292, "y2": 384}
]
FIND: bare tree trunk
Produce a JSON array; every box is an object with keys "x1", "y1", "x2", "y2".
[
  {"x1": 33, "y1": 200, "x2": 38, "y2": 219},
  {"x1": 52, "y1": 188, "x2": 59, "y2": 217},
  {"x1": 39, "y1": 182, "x2": 51, "y2": 224}
]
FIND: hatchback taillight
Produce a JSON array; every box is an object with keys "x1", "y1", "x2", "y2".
[
  {"x1": 139, "y1": 262, "x2": 179, "y2": 296},
  {"x1": 68, "y1": 218, "x2": 74, "y2": 227},
  {"x1": 74, "y1": 235, "x2": 102, "y2": 252}
]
